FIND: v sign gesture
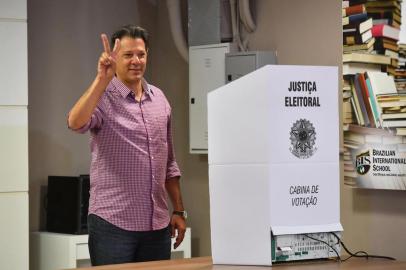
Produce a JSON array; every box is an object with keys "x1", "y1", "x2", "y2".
[
  {"x1": 68, "y1": 34, "x2": 120, "y2": 130},
  {"x1": 98, "y1": 34, "x2": 121, "y2": 82}
]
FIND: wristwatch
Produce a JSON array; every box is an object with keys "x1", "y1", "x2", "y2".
[{"x1": 173, "y1": 210, "x2": 188, "y2": 219}]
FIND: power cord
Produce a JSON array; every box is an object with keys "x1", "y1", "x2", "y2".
[{"x1": 330, "y1": 232, "x2": 396, "y2": 262}]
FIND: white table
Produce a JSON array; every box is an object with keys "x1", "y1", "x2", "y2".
[{"x1": 30, "y1": 228, "x2": 191, "y2": 270}]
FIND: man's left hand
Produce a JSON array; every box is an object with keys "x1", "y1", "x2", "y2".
[{"x1": 170, "y1": 214, "x2": 186, "y2": 249}]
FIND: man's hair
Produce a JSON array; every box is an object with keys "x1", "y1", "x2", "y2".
[{"x1": 111, "y1": 25, "x2": 149, "y2": 50}]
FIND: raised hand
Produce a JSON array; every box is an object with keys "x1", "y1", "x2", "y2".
[{"x1": 97, "y1": 34, "x2": 121, "y2": 82}]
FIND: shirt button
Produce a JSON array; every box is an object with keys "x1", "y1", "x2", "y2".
[
  {"x1": 149, "y1": 137, "x2": 152, "y2": 141},
  {"x1": 151, "y1": 156, "x2": 154, "y2": 160},
  {"x1": 145, "y1": 119, "x2": 149, "y2": 123},
  {"x1": 152, "y1": 175, "x2": 155, "y2": 179}
]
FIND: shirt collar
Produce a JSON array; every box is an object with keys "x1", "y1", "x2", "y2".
[{"x1": 111, "y1": 76, "x2": 154, "y2": 99}]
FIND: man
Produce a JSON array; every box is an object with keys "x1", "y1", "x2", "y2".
[{"x1": 68, "y1": 25, "x2": 186, "y2": 266}]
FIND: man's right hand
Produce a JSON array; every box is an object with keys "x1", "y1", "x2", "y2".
[
  {"x1": 68, "y1": 34, "x2": 121, "y2": 130},
  {"x1": 98, "y1": 34, "x2": 121, "y2": 82}
]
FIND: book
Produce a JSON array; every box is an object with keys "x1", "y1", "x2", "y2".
[
  {"x1": 350, "y1": 82, "x2": 365, "y2": 125},
  {"x1": 343, "y1": 29, "x2": 372, "y2": 45},
  {"x1": 382, "y1": 119, "x2": 406, "y2": 128},
  {"x1": 343, "y1": 170, "x2": 358, "y2": 178},
  {"x1": 373, "y1": 18, "x2": 400, "y2": 29},
  {"x1": 345, "y1": 131, "x2": 366, "y2": 144},
  {"x1": 351, "y1": 78, "x2": 366, "y2": 126},
  {"x1": 383, "y1": 107, "x2": 402, "y2": 113},
  {"x1": 343, "y1": 99, "x2": 352, "y2": 112},
  {"x1": 365, "y1": 1, "x2": 400, "y2": 10},
  {"x1": 378, "y1": 92, "x2": 406, "y2": 98},
  {"x1": 383, "y1": 49, "x2": 399, "y2": 59},
  {"x1": 395, "y1": 128, "x2": 406, "y2": 136},
  {"x1": 343, "y1": 62, "x2": 382, "y2": 75},
  {"x1": 378, "y1": 100, "x2": 406, "y2": 108},
  {"x1": 366, "y1": 7, "x2": 401, "y2": 18},
  {"x1": 343, "y1": 18, "x2": 373, "y2": 34},
  {"x1": 343, "y1": 52, "x2": 391, "y2": 65},
  {"x1": 371, "y1": 24, "x2": 400, "y2": 40},
  {"x1": 390, "y1": 58, "x2": 398, "y2": 68},
  {"x1": 354, "y1": 74, "x2": 371, "y2": 127},
  {"x1": 342, "y1": 4, "x2": 366, "y2": 17},
  {"x1": 342, "y1": 12, "x2": 368, "y2": 26},
  {"x1": 358, "y1": 73, "x2": 376, "y2": 127},
  {"x1": 368, "y1": 11, "x2": 401, "y2": 24},
  {"x1": 365, "y1": 75, "x2": 382, "y2": 127},
  {"x1": 343, "y1": 90, "x2": 352, "y2": 99},
  {"x1": 382, "y1": 65, "x2": 396, "y2": 76},
  {"x1": 343, "y1": 37, "x2": 375, "y2": 53},
  {"x1": 350, "y1": 96, "x2": 362, "y2": 125},
  {"x1": 369, "y1": 73, "x2": 400, "y2": 123},
  {"x1": 374, "y1": 37, "x2": 399, "y2": 52},
  {"x1": 381, "y1": 112, "x2": 406, "y2": 120},
  {"x1": 367, "y1": 72, "x2": 397, "y2": 95},
  {"x1": 343, "y1": 77, "x2": 351, "y2": 90}
]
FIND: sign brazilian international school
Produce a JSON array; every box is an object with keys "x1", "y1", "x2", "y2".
[
  {"x1": 208, "y1": 65, "x2": 342, "y2": 265},
  {"x1": 351, "y1": 139, "x2": 406, "y2": 190}
]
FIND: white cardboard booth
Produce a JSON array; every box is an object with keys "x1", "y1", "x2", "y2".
[{"x1": 208, "y1": 65, "x2": 342, "y2": 266}]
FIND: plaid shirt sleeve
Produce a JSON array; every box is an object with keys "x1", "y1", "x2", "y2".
[
  {"x1": 68, "y1": 99, "x2": 105, "y2": 134},
  {"x1": 166, "y1": 107, "x2": 181, "y2": 180}
]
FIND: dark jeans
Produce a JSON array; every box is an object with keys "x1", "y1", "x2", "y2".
[{"x1": 88, "y1": 214, "x2": 171, "y2": 266}]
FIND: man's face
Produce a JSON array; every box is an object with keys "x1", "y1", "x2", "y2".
[{"x1": 116, "y1": 37, "x2": 147, "y2": 85}]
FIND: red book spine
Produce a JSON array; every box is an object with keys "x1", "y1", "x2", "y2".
[
  {"x1": 371, "y1": 24, "x2": 384, "y2": 37},
  {"x1": 345, "y1": 4, "x2": 365, "y2": 16}
]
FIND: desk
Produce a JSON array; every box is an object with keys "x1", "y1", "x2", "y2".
[
  {"x1": 30, "y1": 228, "x2": 191, "y2": 270},
  {"x1": 72, "y1": 256, "x2": 406, "y2": 270}
]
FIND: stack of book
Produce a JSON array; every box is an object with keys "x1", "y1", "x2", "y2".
[
  {"x1": 343, "y1": 78, "x2": 357, "y2": 124},
  {"x1": 395, "y1": 43, "x2": 406, "y2": 91},
  {"x1": 343, "y1": 71, "x2": 399, "y2": 129},
  {"x1": 368, "y1": 0, "x2": 401, "y2": 59},
  {"x1": 377, "y1": 92, "x2": 406, "y2": 135},
  {"x1": 342, "y1": 1, "x2": 400, "y2": 76},
  {"x1": 342, "y1": 0, "x2": 403, "y2": 129},
  {"x1": 342, "y1": 3, "x2": 374, "y2": 53}
]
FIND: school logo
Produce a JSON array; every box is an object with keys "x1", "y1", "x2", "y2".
[
  {"x1": 355, "y1": 150, "x2": 371, "y2": 175},
  {"x1": 289, "y1": 119, "x2": 317, "y2": 159}
]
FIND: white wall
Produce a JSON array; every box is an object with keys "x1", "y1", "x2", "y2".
[{"x1": 0, "y1": 0, "x2": 29, "y2": 268}]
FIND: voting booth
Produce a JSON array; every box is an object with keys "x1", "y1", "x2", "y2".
[{"x1": 208, "y1": 65, "x2": 343, "y2": 266}]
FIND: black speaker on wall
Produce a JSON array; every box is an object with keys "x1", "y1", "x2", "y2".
[{"x1": 46, "y1": 175, "x2": 90, "y2": 234}]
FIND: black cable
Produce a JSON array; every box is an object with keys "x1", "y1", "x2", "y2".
[
  {"x1": 330, "y1": 232, "x2": 396, "y2": 261},
  {"x1": 341, "y1": 251, "x2": 369, "y2": 262},
  {"x1": 304, "y1": 234, "x2": 341, "y2": 262}
]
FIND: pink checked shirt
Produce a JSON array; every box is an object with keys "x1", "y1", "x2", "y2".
[{"x1": 73, "y1": 77, "x2": 181, "y2": 231}]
